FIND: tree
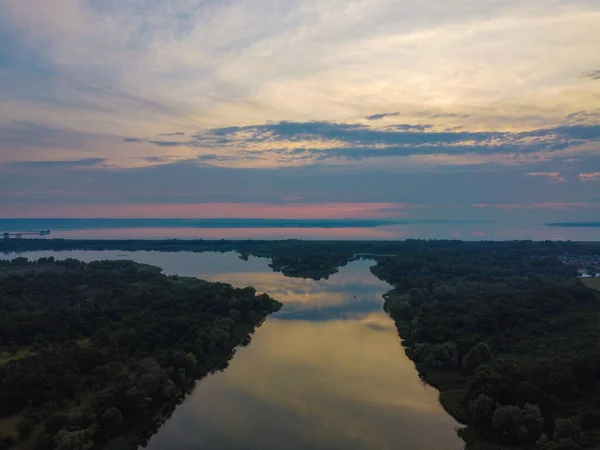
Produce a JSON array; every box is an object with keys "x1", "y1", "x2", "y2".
[
  {"x1": 470, "y1": 393, "x2": 496, "y2": 427},
  {"x1": 100, "y1": 407, "x2": 123, "y2": 436},
  {"x1": 161, "y1": 379, "x2": 180, "y2": 400},
  {"x1": 462, "y1": 342, "x2": 492, "y2": 374},
  {"x1": 54, "y1": 427, "x2": 96, "y2": 450},
  {"x1": 553, "y1": 418, "x2": 582, "y2": 442},
  {"x1": 492, "y1": 404, "x2": 543, "y2": 444},
  {"x1": 0, "y1": 434, "x2": 15, "y2": 450},
  {"x1": 536, "y1": 434, "x2": 582, "y2": 450},
  {"x1": 16, "y1": 419, "x2": 35, "y2": 441}
]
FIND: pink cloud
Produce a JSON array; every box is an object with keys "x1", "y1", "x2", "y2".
[
  {"x1": 526, "y1": 172, "x2": 565, "y2": 183},
  {"x1": 579, "y1": 172, "x2": 600, "y2": 182},
  {"x1": 0, "y1": 202, "x2": 423, "y2": 219}
]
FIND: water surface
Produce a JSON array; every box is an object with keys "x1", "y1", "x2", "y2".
[
  {"x1": 3, "y1": 218, "x2": 600, "y2": 240},
  {"x1": 9, "y1": 250, "x2": 463, "y2": 450}
]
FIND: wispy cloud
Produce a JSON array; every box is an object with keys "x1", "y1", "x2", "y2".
[
  {"x1": 11, "y1": 158, "x2": 106, "y2": 169},
  {"x1": 365, "y1": 112, "x2": 401, "y2": 121},
  {"x1": 578, "y1": 172, "x2": 600, "y2": 182},
  {"x1": 526, "y1": 172, "x2": 565, "y2": 182},
  {"x1": 1, "y1": 0, "x2": 600, "y2": 219},
  {"x1": 121, "y1": 121, "x2": 600, "y2": 167},
  {"x1": 496, "y1": 202, "x2": 596, "y2": 210},
  {"x1": 582, "y1": 70, "x2": 600, "y2": 80}
]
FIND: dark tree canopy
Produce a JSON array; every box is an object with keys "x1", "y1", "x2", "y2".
[
  {"x1": 372, "y1": 245, "x2": 600, "y2": 449},
  {"x1": 0, "y1": 258, "x2": 281, "y2": 449}
]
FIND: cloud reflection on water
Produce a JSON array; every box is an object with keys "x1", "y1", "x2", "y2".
[{"x1": 7, "y1": 250, "x2": 463, "y2": 450}]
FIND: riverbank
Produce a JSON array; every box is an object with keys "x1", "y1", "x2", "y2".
[
  {"x1": 371, "y1": 247, "x2": 600, "y2": 450},
  {"x1": 0, "y1": 258, "x2": 282, "y2": 450}
]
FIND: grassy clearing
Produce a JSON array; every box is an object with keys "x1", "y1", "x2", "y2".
[
  {"x1": 0, "y1": 347, "x2": 33, "y2": 366},
  {"x1": 439, "y1": 388, "x2": 470, "y2": 424},
  {"x1": 583, "y1": 278, "x2": 600, "y2": 292},
  {"x1": 0, "y1": 413, "x2": 22, "y2": 437}
]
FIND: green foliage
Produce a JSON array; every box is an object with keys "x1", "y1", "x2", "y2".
[
  {"x1": 462, "y1": 343, "x2": 493, "y2": 374},
  {"x1": 372, "y1": 243, "x2": 600, "y2": 449},
  {"x1": 0, "y1": 258, "x2": 282, "y2": 450},
  {"x1": 470, "y1": 394, "x2": 497, "y2": 427},
  {"x1": 537, "y1": 434, "x2": 582, "y2": 450},
  {"x1": 16, "y1": 419, "x2": 35, "y2": 441},
  {"x1": 4, "y1": 238, "x2": 600, "y2": 281},
  {"x1": 553, "y1": 418, "x2": 582, "y2": 442},
  {"x1": 0, "y1": 434, "x2": 15, "y2": 450},
  {"x1": 439, "y1": 389, "x2": 470, "y2": 424},
  {"x1": 491, "y1": 404, "x2": 543, "y2": 444}
]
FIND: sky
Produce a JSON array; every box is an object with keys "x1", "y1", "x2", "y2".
[{"x1": 1, "y1": 0, "x2": 599, "y2": 222}]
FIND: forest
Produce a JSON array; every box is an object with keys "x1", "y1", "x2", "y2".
[
  {"x1": 0, "y1": 258, "x2": 282, "y2": 450},
  {"x1": 371, "y1": 245, "x2": 600, "y2": 450},
  {"x1": 2, "y1": 238, "x2": 600, "y2": 281}
]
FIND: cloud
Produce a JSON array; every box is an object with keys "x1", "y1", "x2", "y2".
[
  {"x1": 578, "y1": 172, "x2": 600, "y2": 182},
  {"x1": 496, "y1": 202, "x2": 595, "y2": 210},
  {"x1": 582, "y1": 70, "x2": 600, "y2": 80},
  {"x1": 565, "y1": 110, "x2": 600, "y2": 124},
  {"x1": 2, "y1": 0, "x2": 600, "y2": 221},
  {"x1": 526, "y1": 172, "x2": 565, "y2": 182},
  {"x1": 123, "y1": 121, "x2": 600, "y2": 165},
  {"x1": 11, "y1": 158, "x2": 106, "y2": 169},
  {"x1": 143, "y1": 156, "x2": 166, "y2": 163},
  {"x1": 0, "y1": 121, "x2": 102, "y2": 150},
  {"x1": 365, "y1": 112, "x2": 401, "y2": 120}
]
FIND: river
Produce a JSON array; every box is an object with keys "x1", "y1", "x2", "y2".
[{"x1": 7, "y1": 250, "x2": 463, "y2": 450}]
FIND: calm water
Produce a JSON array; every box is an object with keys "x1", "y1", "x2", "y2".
[
  {"x1": 3, "y1": 221, "x2": 600, "y2": 240},
  {"x1": 9, "y1": 250, "x2": 463, "y2": 450}
]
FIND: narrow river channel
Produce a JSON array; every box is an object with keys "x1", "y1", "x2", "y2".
[{"x1": 8, "y1": 250, "x2": 463, "y2": 450}]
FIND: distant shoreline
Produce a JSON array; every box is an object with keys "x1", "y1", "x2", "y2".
[
  {"x1": 547, "y1": 222, "x2": 600, "y2": 228},
  {"x1": 0, "y1": 218, "x2": 403, "y2": 231}
]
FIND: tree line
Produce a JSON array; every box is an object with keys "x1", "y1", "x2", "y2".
[
  {"x1": 372, "y1": 244, "x2": 600, "y2": 450},
  {"x1": 0, "y1": 257, "x2": 281, "y2": 449}
]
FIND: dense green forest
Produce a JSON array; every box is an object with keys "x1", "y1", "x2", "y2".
[
  {"x1": 0, "y1": 258, "x2": 282, "y2": 450},
  {"x1": 2, "y1": 239, "x2": 600, "y2": 449},
  {"x1": 371, "y1": 246, "x2": 600, "y2": 450},
  {"x1": 3, "y1": 238, "x2": 600, "y2": 280}
]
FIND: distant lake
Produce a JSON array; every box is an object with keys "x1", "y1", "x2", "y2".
[
  {"x1": 1, "y1": 218, "x2": 600, "y2": 240},
  {"x1": 6, "y1": 250, "x2": 463, "y2": 450}
]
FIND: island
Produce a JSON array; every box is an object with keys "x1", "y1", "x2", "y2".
[
  {"x1": 0, "y1": 258, "x2": 282, "y2": 450},
  {"x1": 371, "y1": 244, "x2": 600, "y2": 450}
]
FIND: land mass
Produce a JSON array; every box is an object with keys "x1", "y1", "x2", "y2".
[
  {"x1": 2, "y1": 239, "x2": 600, "y2": 450},
  {"x1": 3, "y1": 238, "x2": 600, "y2": 281},
  {"x1": 371, "y1": 244, "x2": 600, "y2": 450},
  {"x1": 0, "y1": 218, "x2": 401, "y2": 230},
  {"x1": 546, "y1": 222, "x2": 600, "y2": 228},
  {"x1": 0, "y1": 258, "x2": 282, "y2": 450}
]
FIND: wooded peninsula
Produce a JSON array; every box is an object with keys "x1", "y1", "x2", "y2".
[
  {"x1": 372, "y1": 244, "x2": 600, "y2": 450},
  {"x1": 0, "y1": 258, "x2": 282, "y2": 450}
]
